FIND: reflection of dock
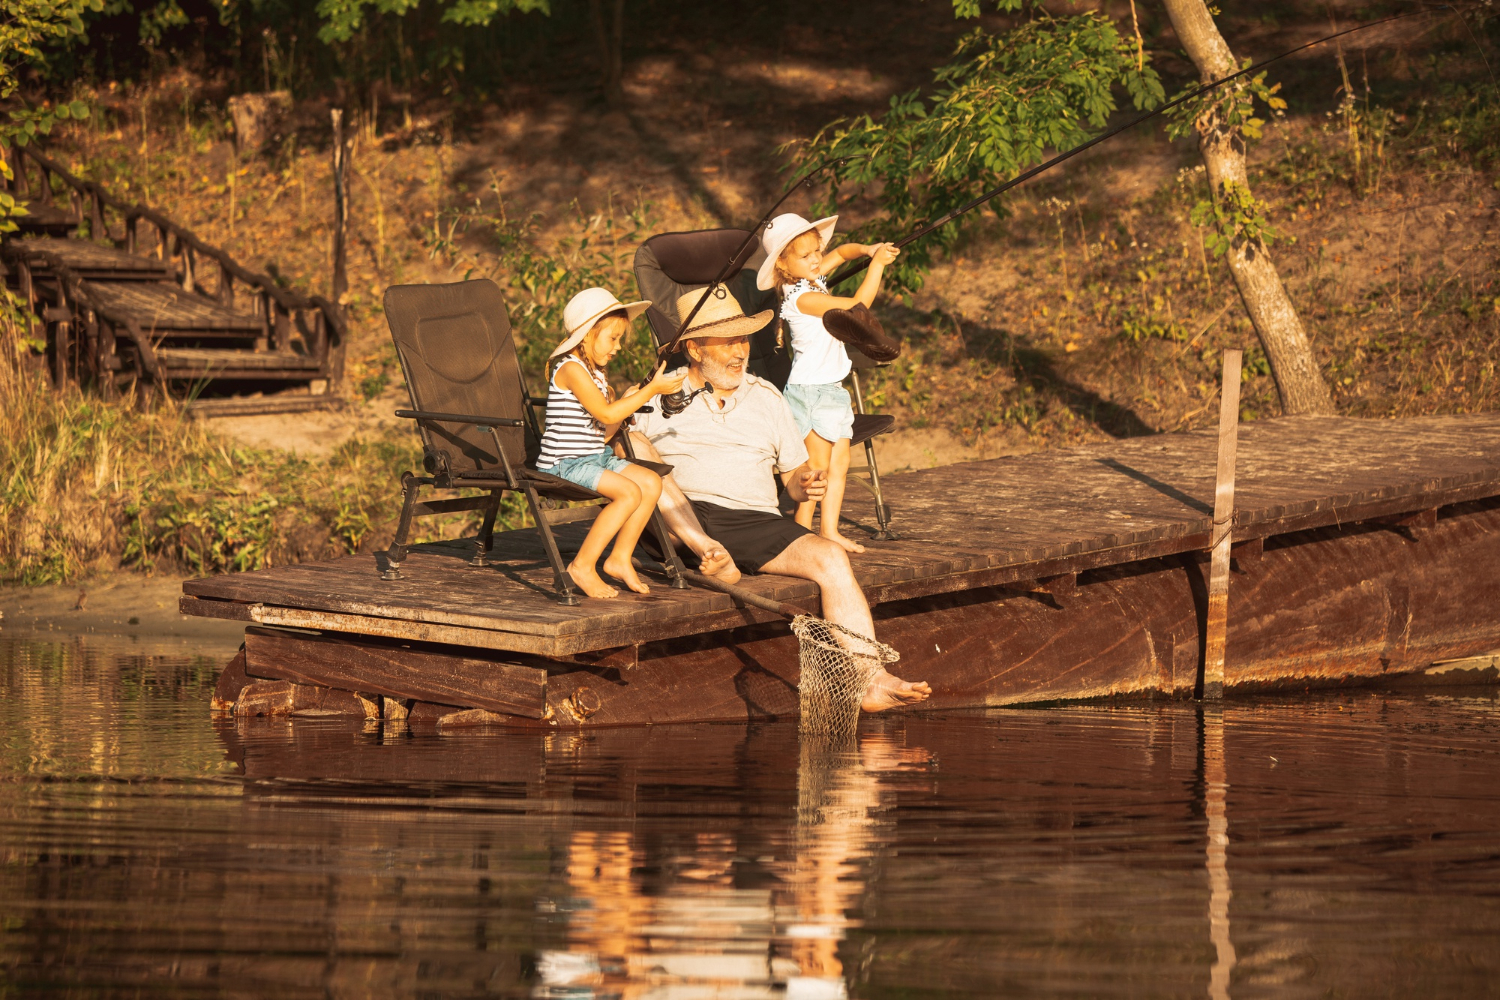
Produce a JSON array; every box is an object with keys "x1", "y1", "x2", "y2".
[{"x1": 187, "y1": 415, "x2": 1500, "y2": 724}]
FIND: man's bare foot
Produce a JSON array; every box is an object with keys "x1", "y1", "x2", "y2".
[
  {"x1": 602, "y1": 556, "x2": 650, "y2": 595},
  {"x1": 861, "y1": 670, "x2": 931, "y2": 713},
  {"x1": 698, "y1": 544, "x2": 741, "y2": 585},
  {"x1": 567, "y1": 560, "x2": 618, "y2": 600},
  {"x1": 823, "y1": 530, "x2": 866, "y2": 554}
]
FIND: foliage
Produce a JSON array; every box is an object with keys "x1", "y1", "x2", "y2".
[
  {"x1": 425, "y1": 179, "x2": 660, "y2": 388},
  {"x1": 1190, "y1": 179, "x2": 1286, "y2": 257},
  {"x1": 314, "y1": 0, "x2": 549, "y2": 44},
  {"x1": 0, "y1": 317, "x2": 521, "y2": 584},
  {"x1": 0, "y1": 2, "x2": 97, "y2": 233},
  {"x1": 1164, "y1": 59, "x2": 1289, "y2": 257},
  {"x1": 0, "y1": 0, "x2": 100, "y2": 98},
  {"x1": 789, "y1": 10, "x2": 1163, "y2": 294},
  {"x1": 1163, "y1": 62, "x2": 1286, "y2": 144}
]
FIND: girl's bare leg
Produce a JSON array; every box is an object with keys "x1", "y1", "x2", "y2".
[
  {"x1": 626, "y1": 432, "x2": 741, "y2": 584},
  {"x1": 601, "y1": 465, "x2": 662, "y2": 594},
  {"x1": 820, "y1": 437, "x2": 864, "y2": 554},
  {"x1": 797, "y1": 431, "x2": 833, "y2": 531},
  {"x1": 566, "y1": 472, "x2": 641, "y2": 600}
]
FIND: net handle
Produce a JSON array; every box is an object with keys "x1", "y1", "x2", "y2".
[{"x1": 682, "y1": 569, "x2": 804, "y2": 619}]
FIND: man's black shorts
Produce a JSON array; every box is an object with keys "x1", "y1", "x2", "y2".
[{"x1": 689, "y1": 500, "x2": 811, "y2": 574}]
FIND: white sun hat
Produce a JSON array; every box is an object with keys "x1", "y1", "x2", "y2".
[
  {"x1": 550, "y1": 287, "x2": 651, "y2": 359},
  {"x1": 756, "y1": 212, "x2": 839, "y2": 291}
]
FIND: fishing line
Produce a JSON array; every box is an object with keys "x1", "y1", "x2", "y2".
[
  {"x1": 655, "y1": 153, "x2": 863, "y2": 366},
  {"x1": 823, "y1": 4, "x2": 1464, "y2": 289}
]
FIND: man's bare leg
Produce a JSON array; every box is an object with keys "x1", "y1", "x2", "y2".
[
  {"x1": 628, "y1": 432, "x2": 740, "y2": 584},
  {"x1": 760, "y1": 534, "x2": 930, "y2": 712}
]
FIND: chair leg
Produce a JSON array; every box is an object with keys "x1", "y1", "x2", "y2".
[
  {"x1": 522, "y1": 484, "x2": 579, "y2": 606},
  {"x1": 383, "y1": 472, "x2": 421, "y2": 581},
  {"x1": 471, "y1": 490, "x2": 502, "y2": 567},
  {"x1": 863, "y1": 436, "x2": 897, "y2": 541},
  {"x1": 649, "y1": 509, "x2": 688, "y2": 589},
  {"x1": 850, "y1": 369, "x2": 897, "y2": 541}
]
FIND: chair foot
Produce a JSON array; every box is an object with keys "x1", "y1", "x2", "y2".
[
  {"x1": 556, "y1": 591, "x2": 580, "y2": 606},
  {"x1": 381, "y1": 566, "x2": 403, "y2": 581},
  {"x1": 468, "y1": 553, "x2": 487, "y2": 567},
  {"x1": 874, "y1": 530, "x2": 898, "y2": 541},
  {"x1": 669, "y1": 573, "x2": 688, "y2": 589}
]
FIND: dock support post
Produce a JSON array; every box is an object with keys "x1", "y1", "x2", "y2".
[{"x1": 1202, "y1": 348, "x2": 1242, "y2": 700}]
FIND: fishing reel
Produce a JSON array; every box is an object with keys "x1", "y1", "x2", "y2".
[{"x1": 659, "y1": 383, "x2": 711, "y2": 418}]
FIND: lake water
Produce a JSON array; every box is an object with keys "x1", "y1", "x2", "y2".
[{"x1": 3, "y1": 634, "x2": 1499, "y2": 998}]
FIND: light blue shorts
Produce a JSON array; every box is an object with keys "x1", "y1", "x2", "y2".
[
  {"x1": 783, "y1": 382, "x2": 854, "y2": 442},
  {"x1": 541, "y1": 450, "x2": 630, "y2": 492}
]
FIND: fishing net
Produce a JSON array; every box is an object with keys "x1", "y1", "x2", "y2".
[{"x1": 792, "y1": 615, "x2": 900, "y2": 737}]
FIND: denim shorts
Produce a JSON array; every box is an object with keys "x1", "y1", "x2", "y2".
[
  {"x1": 541, "y1": 450, "x2": 630, "y2": 492},
  {"x1": 782, "y1": 381, "x2": 854, "y2": 442}
]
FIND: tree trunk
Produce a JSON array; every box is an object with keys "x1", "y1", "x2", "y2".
[
  {"x1": 1160, "y1": 0, "x2": 1334, "y2": 415},
  {"x1": 588, "y1": 0, "x2": 626, "y2": 105}
]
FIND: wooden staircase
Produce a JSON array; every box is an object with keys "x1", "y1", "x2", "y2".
[{"x1": 1, "y1": 146, "x2": 346, "y2": 415}]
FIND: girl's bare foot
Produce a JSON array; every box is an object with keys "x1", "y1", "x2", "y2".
[
  {"x1": 861, "y1": 670, "x2": 931, "y2": 713},
  {"x1": 567, "y1": 560, "x2": 618, "y2": 600},
  {"x1": 602, "y1": 556, "x2": 650, "y2": 595},
  {"x1": 698, "y1": 544, "x2": 741, "y2": 585},
  {"x1": 823, "y1": 530, "x2": 866, "y2": 554}
]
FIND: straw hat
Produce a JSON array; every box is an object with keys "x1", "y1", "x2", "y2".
[
  {"x1": 756, "y1": 212, "x2": 838, "y2": 291},
  {"x1": 550, "y1": 287, "x2": 651, "y2": 359},
  {"x1": 674, "y1": 287, "x2": 774, "y2": 340}
]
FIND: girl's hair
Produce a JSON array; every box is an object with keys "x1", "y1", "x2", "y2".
[
  {"x1": 557, "y1": 310, "x2": 629, "y2": 372},
  {"x1": 772, "y1": 230, "x2": 824, "y2": 291},
  {"x1": 554, "y1": 310, "x2": 628, "y2": 399}
]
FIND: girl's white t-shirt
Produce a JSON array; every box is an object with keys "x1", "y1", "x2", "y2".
[{"x1": 781, "y1": 277, "x2": 852, "y2": 386}]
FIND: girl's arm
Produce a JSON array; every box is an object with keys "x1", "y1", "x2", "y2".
[
  {"x1": 817, "y1": 241, "x2": 870, "y2": 273},
  {"x1": 795, "y1": 242, "x2": 901, "y2": 318},
  {"x1": 554, "y1": 361, "x2": 687, "y2": 428}
]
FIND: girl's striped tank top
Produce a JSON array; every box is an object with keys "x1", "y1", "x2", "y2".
[{"x1": 537, "y1": 355, "x2": 610, "y2": 468}]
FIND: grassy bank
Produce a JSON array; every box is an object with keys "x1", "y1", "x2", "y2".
[{"x1": 0, "y1": 342, "x2": 526, "y2": 585}]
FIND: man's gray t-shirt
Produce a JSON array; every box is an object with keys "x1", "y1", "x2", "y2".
[{"x1": 635, "y1": 373, "x2": 809, "y2": 516}]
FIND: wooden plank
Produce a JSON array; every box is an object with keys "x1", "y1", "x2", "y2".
[
  {"x1": 85, "y1": 281, "x2": 263, "y2": 332},
  {"x1": 157, "y1": 347, "x2": 322, "y2": 371},
  {"x1": 1202, "y1": 349, "x2": 1242, "y2": 700},
  {"x1": 242, "y1": 625, "x2": 548, "y2": 718},
  {"x1": 174, "y1": 414, "x2": 1500, "y2": 653},
  {"x1": 180, "y1": 595, "x2": 255, "y2": 622}
]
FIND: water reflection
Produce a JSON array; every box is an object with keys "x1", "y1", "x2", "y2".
[
  {"x1": 1203, "y1": 708, "x2": 1235, "y2": 1000},
  {"x1": 5, "y1": 634, "x2": 1500, "y2": 998}
]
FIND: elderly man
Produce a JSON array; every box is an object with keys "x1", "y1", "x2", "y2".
[{"x1": 631, "y1": 290, "x2": 929, "y2": 713}]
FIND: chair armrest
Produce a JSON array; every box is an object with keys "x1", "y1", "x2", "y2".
[{"x1": 395, "y1": 409, "x2": 523, "y2": 428}]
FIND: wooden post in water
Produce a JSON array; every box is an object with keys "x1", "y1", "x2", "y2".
[
  {"x1": 1202, "y1": 348, "x2": 1242, "y2": 700},
  {"x1": 330, "y1": 109, "x2": 349, "y2": 305}
]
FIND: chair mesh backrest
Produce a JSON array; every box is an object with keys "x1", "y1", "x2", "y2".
[
  {"x1": 635, "y1": 230, "x2": 775, "y2": 345},
  {"x1": 382, "y1": 279, "x2": 526, "y2": 477},
  {"x1": 634, "y1": 230, "x2": 785, "y2": 384}
]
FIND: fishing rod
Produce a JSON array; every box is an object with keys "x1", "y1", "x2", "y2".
[
  {"x1": 824, "y1": 4, "x2": 1455, "y2": 289},
  {"x1": 656, "y1": 155, "x2": 863, "y2": 363},
  {"x1": 651, "y1": 154, "x2": 862, "y2": 417}
]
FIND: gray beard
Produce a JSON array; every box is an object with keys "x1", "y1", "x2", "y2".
[{"x1": 697, "y1": 356, "x2": 743, "y2": 393}]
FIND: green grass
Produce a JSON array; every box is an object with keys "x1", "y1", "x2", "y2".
[{"x1": 0, "y1": 342, "x2": 524, "y2": 585}]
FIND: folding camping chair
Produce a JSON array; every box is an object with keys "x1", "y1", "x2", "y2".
[
  {"x1": 380, "y1": 278, "x2": 688, "y2": 605},
  {"x1": 633, "y1": 229, "x2": 898, "y2": 540}
]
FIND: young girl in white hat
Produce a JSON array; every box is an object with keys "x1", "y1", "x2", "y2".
[
  {"x1": 758, "y1": 213, "x2": 900, "y2": 554},
  {"x1": 538, "y1": 287, "x2": 686, "y2": 599}
]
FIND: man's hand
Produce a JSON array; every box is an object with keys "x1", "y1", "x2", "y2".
[{"x1": 785, "y1": 465, "x2": 827, "y2": 504}]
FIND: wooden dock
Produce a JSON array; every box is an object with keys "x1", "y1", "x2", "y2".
[
  {"x1": 0, "y1": 146, "x2": 345, "y2": 413},
  {"x1": 188, "y1": 413, "x2": 1500, "y2": 725}
]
